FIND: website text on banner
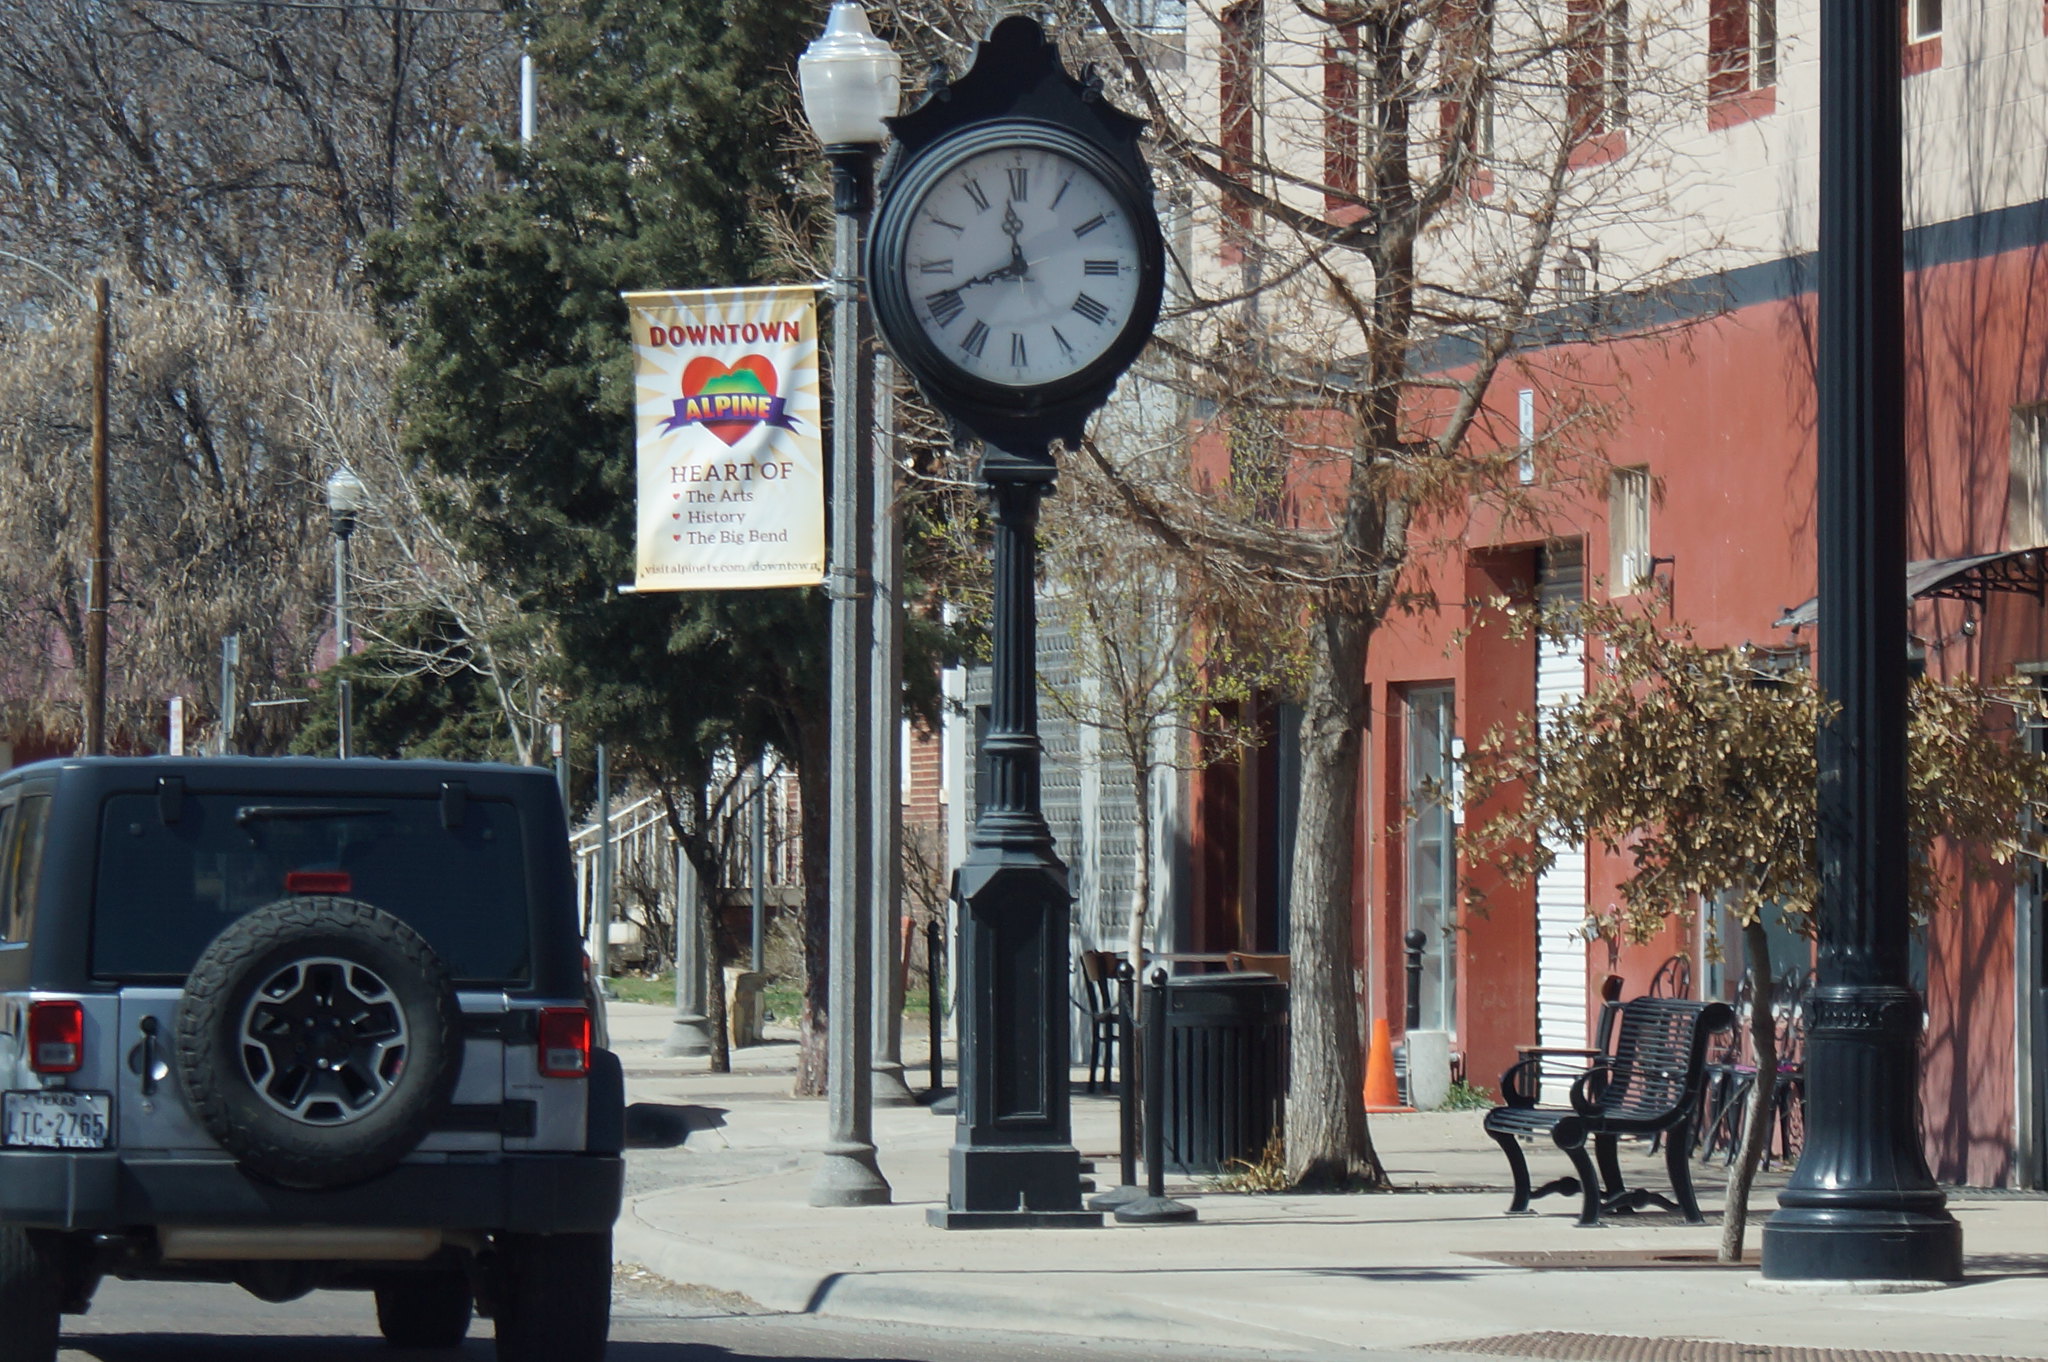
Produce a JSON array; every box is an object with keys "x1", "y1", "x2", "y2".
[{"x1": 624, "y1": 285, "x2": 826, "y2": 591}]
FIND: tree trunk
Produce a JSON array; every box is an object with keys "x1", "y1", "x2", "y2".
[
  {"x1": 1127, "y1": 750, "x2": 1153, "y2": 974},
  {"x1": 794, "y1": 723, "x2": 832, "y2": 1096},
  {"x1": 1284, "y1": 606, "x2": 1386, "y2": 1189},
  {"x1": 1718, "y1": 920, "x2": 1777, "y2": 1262},
  {"x1": 702, "y1": 844, "x2": 732, "y2": 1074}
]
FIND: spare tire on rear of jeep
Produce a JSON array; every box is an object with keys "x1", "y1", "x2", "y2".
[{"x1": 175, "y1": 897, "x2": 464, "y2": 1191}]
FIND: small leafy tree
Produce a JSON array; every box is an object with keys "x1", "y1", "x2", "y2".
[
  {"x1": 1462, "y1": 599, "x2": 2048, "y2": 1260},
  {"x1": 1042, "y1": 461, "x2": 1303, "y2": 971}
]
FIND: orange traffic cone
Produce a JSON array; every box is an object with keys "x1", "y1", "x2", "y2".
[{"x1": 1364, "y1": 1017, "x2": 1413, "y2": 1113}]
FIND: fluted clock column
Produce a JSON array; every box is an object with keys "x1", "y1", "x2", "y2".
[{"x1": 930, "y1": 453, "x2": 1099, "y2": 1229}]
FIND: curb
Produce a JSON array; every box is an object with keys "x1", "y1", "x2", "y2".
[
  {"x1": 615, "y1": 1210, "x2": 829, "y2": 1314},
  {"x1": 611, "y1": 1197, "x2": 1305, "y2": 1349}
]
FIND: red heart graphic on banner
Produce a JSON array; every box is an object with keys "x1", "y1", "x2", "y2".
[{"x1": 680, "y1": 354, "x2": 780, "y2": 447}]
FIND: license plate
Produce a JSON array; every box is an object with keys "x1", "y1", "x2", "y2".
[{"x1": 3, "y1": 1090, "x2": 111, "y2": 1149}]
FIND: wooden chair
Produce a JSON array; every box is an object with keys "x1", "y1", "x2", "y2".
[{"x1": 1079, "y1": 949, "x2": 1121, "y2": 1093}]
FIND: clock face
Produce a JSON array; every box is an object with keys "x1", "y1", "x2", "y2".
[{"x1": 895, "y1": 143, "x2": 1145, "y2": 389}]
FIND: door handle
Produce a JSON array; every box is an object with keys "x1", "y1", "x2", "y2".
[{"x1": 136, "y1": 1015, "x2": 162, "y2": 1096}]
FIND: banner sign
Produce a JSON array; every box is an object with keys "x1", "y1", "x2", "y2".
[{"x1": 624, "y1": 285, "x2": 825, "y2": 591}]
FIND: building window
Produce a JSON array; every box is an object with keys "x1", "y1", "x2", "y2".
[
  {"x1": 1219, "y1": 0, "x2": 1261, "y2": 245},
  {"x1": 2010, "y1": 404, "x2": 2048, "y2": 549},
  {"x1": 1405, "y1": 685, "x2": 1458, "y2": 1035},
  {"x1": 1554, "y1": 243, "x2": 1597, "y2": 304},
  {"x1": 1095, "y1": 0, "x2": 1188, "y2": 32},
  {"x1": 1708, "y1": 0, "x2": 1776, "y2": 101},
  {"x1": 1609, "y1": 465, "x2": 1650, "y2": 594},
  {"x1": 1324, "y1": 23, "x2": 1360, "y2": 212},
  {"x1": 1517, "y1": 389, "x2": 1536, "y2": 486},
  {"x1": 1566, "y1": 0, "x2": 1629, "y2": 144},
  {"x1": 0, "y1": 795, "x2": 45, "y2": 946},
  {"x1": 1902, "y1": 0, "x2": 1942, "y2": 74}
]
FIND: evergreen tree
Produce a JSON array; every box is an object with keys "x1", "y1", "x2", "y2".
[{"x1": 369, "y1": 0, "x2": 841, "y2": 1088}]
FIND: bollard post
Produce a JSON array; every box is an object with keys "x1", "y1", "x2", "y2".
[
  {"x1": 1114, "y1": 968, "x2": 1195, "y2": 1224},
  {"x1": 925, "y1": 915, "x2": 945, "y2": 1098},
  {"x1": 1405, "y1": 928, "x2": 1427, "y2": 1031},
  {"x1": 1087, "y1": 961, "x2": 1143, "y2": 1211}
]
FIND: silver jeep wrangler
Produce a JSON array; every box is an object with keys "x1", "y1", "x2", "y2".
[{"x1": 0, "y1": 757, "x2": 624, "y2": 1362}]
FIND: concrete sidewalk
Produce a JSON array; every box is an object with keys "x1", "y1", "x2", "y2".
[{"x1": 604, "y1": 1002, "x2": 2048, "y2": 1358}]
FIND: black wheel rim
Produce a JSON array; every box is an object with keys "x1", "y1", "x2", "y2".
[{"x1": 237, "y1": 956, "x2": 411, "y2": 1125}]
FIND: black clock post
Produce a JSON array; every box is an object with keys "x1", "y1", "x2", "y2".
[{"x1": 867, "y1": 16, "x2": 1164, "y2": 1229}]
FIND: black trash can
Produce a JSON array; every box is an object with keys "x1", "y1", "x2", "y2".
[{"x1": 1159, "y1": 972, "x2": 1289, "y2": 1176}]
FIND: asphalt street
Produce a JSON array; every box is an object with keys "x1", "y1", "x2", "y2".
[{"x1": 53, "y1": 1273, "x2": 1418, "y2": 1362}]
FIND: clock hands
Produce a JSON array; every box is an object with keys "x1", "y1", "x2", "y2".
[
  {"x1": 924, "y1": 201, "x2": 1036, "y2": 321},
  {"x1": 925, "y1": 257, "x2": 1027, "y2": 314},
  {"x1": 1002, "y1": 201, "x2": 1029, "y2": 277}
]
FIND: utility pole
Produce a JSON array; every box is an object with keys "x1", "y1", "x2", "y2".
[{"x1": 85, "y1": 276, "x2": 109, "y2": 756}]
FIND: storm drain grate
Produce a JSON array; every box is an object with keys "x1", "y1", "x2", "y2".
[
  {"x1": 1425, "y1": 1334, "x2": 2045, "y2": 1362},
  {"x1": 1460, "y1": 1250, "x2": 1759, "y2": 1270}
]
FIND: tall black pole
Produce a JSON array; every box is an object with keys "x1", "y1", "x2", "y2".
[
  {"x1": 1760, "y1": 0, "x2": 1960, "y2": 1283},
  {"x1": 1087, "y1": 960, "x2": 1142, "y2": 1211},
  {"x1": 929, "y1": 452, "x2": 1100, "y2": 1228},
  {"x1": 1114, "y1": 967, "x2": 1194, "y2": 1224}
]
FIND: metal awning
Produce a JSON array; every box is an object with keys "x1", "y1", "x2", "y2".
[{"x1": 1775, "y1": 547, "x2": 2048, "y2": 629}]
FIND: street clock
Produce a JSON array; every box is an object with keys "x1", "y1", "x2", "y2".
[{"x1": 867, "y1": 16, "x2": 1165, "y2": 460}]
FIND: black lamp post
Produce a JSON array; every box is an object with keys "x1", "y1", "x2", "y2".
[
  {"x1": 324, "y1": 466, "x2": 365, "y2": 760},
  {"x1": 798, "y1": 1, "x2": 901, "y2": 1209},
  {"x1": 1759, "y1": 0, "x2": 1961, "y2": 1283}
]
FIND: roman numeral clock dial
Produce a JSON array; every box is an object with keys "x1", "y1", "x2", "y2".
[
  {"x1": 867, "y1": 75, "x2": 1165, "y2": 460},
  {"x1": 884, "y1": 139, "x2": 1149, "y2": 391}
]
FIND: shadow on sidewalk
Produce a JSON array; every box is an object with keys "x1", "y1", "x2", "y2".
[
  {"x1": 1957, "y1": 1252, "x2": 2048, "y2": 1281},
  {"x1": 626, "y1": 1103, "x2": 728, "y2": 1149}
]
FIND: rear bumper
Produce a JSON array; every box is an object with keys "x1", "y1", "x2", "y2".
[{"x1": 0, "y1": 1151, "x2": 623, "y2": 1234}]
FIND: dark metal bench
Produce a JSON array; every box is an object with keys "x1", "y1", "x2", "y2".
[{"x1": 1483, "y1": 996, "x2": 1735, "y2": 1227}]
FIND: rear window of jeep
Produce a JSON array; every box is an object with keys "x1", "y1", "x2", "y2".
[{"x1": 92, "y1": 793, "x2": 532, "y2": 984}]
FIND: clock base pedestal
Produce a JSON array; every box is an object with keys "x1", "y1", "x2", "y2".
[{"x1": 931, "y1": 468, "x2": 1098, "y2": 1231}]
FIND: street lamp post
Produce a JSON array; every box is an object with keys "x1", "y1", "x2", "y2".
[
  {"x1": 325, "y1": 467, "x2": 366, "y2": 760},
  {"x1": 1759, "y1": 0, "x2": 1961, "y2": 1283},
  {"x1": 799, "y1": 2, "x2": 902, "y2": 1209}
]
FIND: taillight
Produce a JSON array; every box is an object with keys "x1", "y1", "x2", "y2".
[
  {"x1": 538, "y1": 1007, "x2": 591, "y2": 1078},
  {"x1": 28, "y1": 1000, "x2": 84, "y2": 1074}
]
